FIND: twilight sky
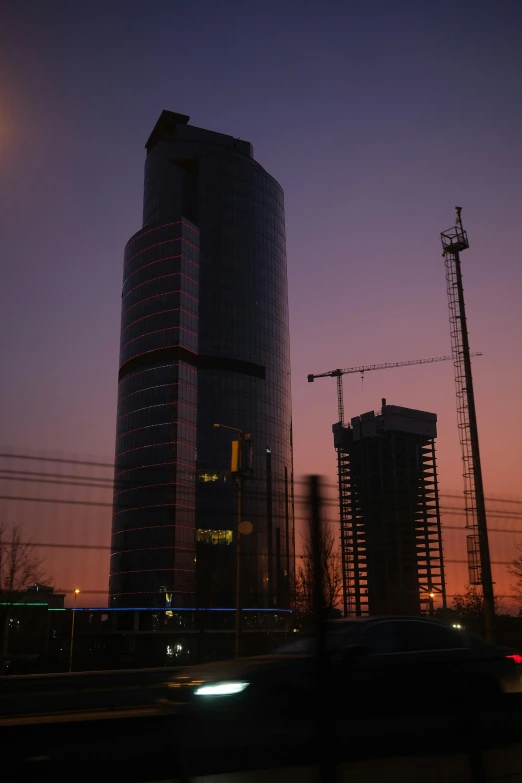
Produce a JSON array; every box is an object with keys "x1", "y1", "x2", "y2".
[{"x1": 1, "y1": 1, "x2": 522, "y2": 601}]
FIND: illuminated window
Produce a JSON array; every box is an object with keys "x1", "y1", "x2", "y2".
[
  {"x1": 196, "y1": 529, "x2": 233, "y2": 545},
  {"x1": 199, "y1": 472, "x2": 220, "y2": 483}
]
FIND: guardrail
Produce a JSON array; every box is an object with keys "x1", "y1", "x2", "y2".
[{"x1": 0, "y1": 665, "x2": 183, "y2": 716}]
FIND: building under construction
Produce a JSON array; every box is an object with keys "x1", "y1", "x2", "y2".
[{"x1": 333, "y1": 401, "x2": 446, "y2": 617}]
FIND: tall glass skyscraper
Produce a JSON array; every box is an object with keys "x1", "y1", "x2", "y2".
[{"x1": 110, "y1": 111, "x2": 294, "y2": 609}]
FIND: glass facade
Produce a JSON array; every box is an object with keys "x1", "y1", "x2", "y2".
[
  {"x1": 110, "y1": 219, "x2": 199, "y2": 606},
  {"x1": 110, "y1": 111, "x2": 294, "y2": 609}
]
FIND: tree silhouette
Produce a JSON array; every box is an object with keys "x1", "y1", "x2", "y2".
[
  {"x1": 0, "y1": 524, "x2": 47, "y2": 670},
  {"x1": 508, "y1": 544, "x2": 522, "y2": 603},
  {"x1": 452, "y1": 585, "x2": 505, "y2": 618},
  {"x1": 294, "y1": 518, "x2": 343, "y2": 618}
]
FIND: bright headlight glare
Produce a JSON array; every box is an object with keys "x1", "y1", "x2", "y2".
[{"x1": 194, "y1": 681, "x2": 249, "y2": 696}]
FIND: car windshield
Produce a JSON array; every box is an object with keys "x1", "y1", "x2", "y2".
[{"x1": 276, "y1": 622, "x2": 358, "y2": 653}]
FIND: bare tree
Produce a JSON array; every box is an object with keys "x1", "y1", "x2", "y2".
[
  {"x1": 0, "y1": 524, "x2": 47, "y2": 668},
  {"x1": 294, "y1": 518, "x2": 343, "y2": 618},
  {"x1": 452, "y1": 585, "x2": 505, "y2": 619},
  {"x1": 508, "y1": 544, "x2": 522, "y2": 602}
]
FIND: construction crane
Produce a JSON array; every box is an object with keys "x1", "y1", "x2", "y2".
[
  {"x1": 308, "y1": 352, "x2": 482, "y2": 617},
  {"x1": 441, "y1": 207, "x2": 494, "y2": 642},
  {"x1": 308, "y1": 353, "x2": 482, "y2": 427}
]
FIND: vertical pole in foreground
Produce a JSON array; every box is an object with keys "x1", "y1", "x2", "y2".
[
  {"x1": 310, "y1": 476, "x2": 325, "y2": 660},
  {"x1": 309, "y1": 475, "x2": 335, "y2": 783}
]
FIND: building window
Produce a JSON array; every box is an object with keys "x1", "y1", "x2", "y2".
[
  {"x1": 198, "y1": 472, "x2": 220, "y2": 483},
  {"x1": 198, "y1": 470, "x2": 229, "y2": 483},
  {"x1": 197, "y1": 529, "x2": 233, "y2": 545}
]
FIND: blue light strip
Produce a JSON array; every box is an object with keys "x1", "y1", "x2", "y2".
[{"x1": 71, "y1": 607, "x2": 292, "y2": 612}]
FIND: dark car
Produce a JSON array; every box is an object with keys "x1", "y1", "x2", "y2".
[
  {"x1": 161, "y1": 617, "x2": 522, "y2": 720},
  {"x1": 498, "y1": 645, "x2": 522, "y2": 685}
]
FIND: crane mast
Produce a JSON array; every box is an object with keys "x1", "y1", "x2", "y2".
[
  {"x1": 336, "y1": 374, "x2": 344, "y2": 427},
  {"x1": 441, "y1": 208, "x2": 494, "y2": 641}
]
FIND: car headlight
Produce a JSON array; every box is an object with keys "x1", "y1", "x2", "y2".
[{"x1": 194, "y1": 681, "x2": 250, "y2": 696}]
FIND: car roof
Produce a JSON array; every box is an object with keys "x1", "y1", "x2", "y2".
[{"x1": 328, "y1": 616, "x2": 452, "y2": 627}]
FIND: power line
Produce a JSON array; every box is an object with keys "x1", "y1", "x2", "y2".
[
  {"x1": 0, "y1": 453, "x2": 113, "y2": 468},
  {"x1": 1, "y1": 451, "x2": 521, "y2": 505},
  {"x1": 0, "y1": 495, "x2": 112, "y2": 508}
]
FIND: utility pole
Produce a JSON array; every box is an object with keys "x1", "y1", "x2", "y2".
[
  {"x1": 68, "y1": 588, "x2": 80, "y2": 672},
  {"x1": 441, "y1": 209, "x2": 495, "y2": 641},
  {"x1": 235, "y1": 439, "x2": 244, "y2": 658},
  {"x1": 213, "y1": 424, "x2": 253, "y2": 658},
  {"x1": 266, "y1": 447, "x2": 273, "y2": 607}
]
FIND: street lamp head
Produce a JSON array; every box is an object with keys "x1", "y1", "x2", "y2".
[
  {"x1": 213, "y1": 423, "x2": 221, "y2": 428},
  {"x1": 429, "y1": 592, "x2": 435, "y2": 599},
  {"x1": 74, "y1": 589, "x2": 80, "y2": 595}
]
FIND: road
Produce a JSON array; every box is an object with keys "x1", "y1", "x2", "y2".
[
  {"x1": 3, "y1": 697, "x2": 522, "y2": 782},
  {"x1": 141, "y1": 747, "x2": 522, "y2": 783},
  {"x1": 2, "y1": 668, "x2": 522, "y2": 781}
]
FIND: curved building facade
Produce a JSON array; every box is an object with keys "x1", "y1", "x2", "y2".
[{"x1": 110, "y1": 111, "x2": 294, "y2": 609}]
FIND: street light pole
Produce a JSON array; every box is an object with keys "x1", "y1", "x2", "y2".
[
  {"x1": 68, "y1": 588, "x2": 80, "y2": 673},
  {"x1": 213, "y1": 424, "x2": 251, "y2": 659},
  {"x1": 235, "y1": 447, "x2": 244, "y2": 659}
]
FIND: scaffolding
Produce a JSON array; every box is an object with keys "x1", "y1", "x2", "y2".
[
  {"x1": 309, "y1": 354, "x2": 478, "y2": 617},
  {"x1": 334, "y1": 435, "x2": 367, "y2": 616},
  {"x1": 334, "y1": 405, "x2": 446, "y2": 617}
]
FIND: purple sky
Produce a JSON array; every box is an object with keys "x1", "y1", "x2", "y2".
[{"x1": 1, "y1": 1, "x2": 522, "y2": 602}]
